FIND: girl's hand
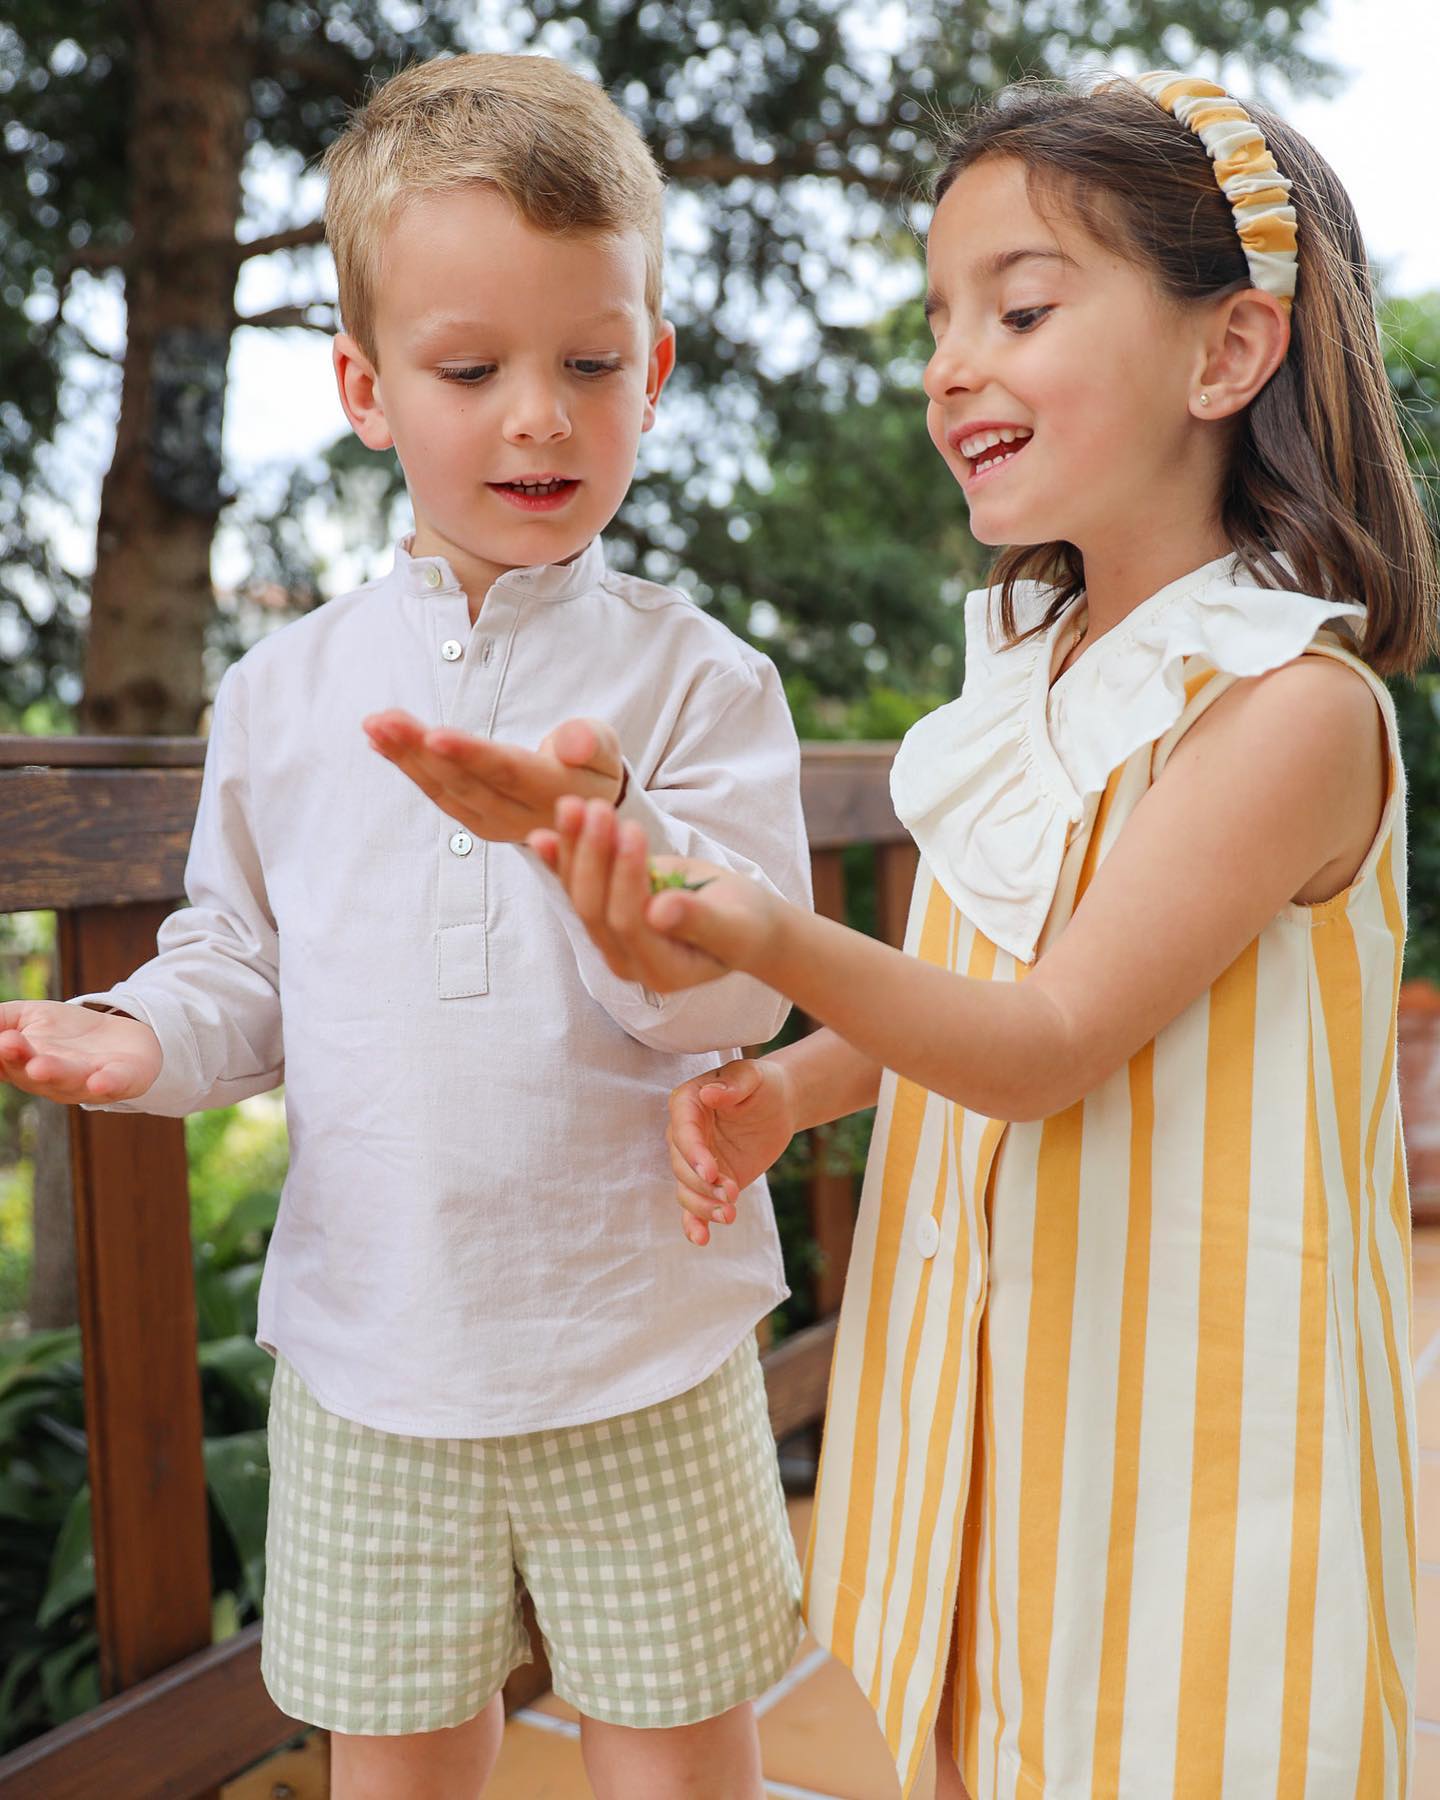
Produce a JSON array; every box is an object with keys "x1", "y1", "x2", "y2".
[
  {"x1": 527, "y1": 796, "x2": 782, "y2": 992},
  {"x1": 668, "y1": 1056, "x2": 798, "y2": 1246},
  {"x1": 0, "y1": 1001, "x2": 162, "y2": 1104}
]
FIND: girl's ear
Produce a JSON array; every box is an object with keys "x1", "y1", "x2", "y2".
[
  {"x1": 1190, "y1": 290, "x2": 1291, "y2": 421},
  {"x1": 334, "y1": 334, "x2": 395, "y2": 451}
]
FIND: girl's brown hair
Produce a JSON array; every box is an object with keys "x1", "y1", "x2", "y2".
[{"x1": 934, "y1": 79, "x2": 1437, "y2": 676}]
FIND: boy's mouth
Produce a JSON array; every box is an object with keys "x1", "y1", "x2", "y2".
[{"x1": 488, "y1": 476, "x2": 581, "y2": 513}]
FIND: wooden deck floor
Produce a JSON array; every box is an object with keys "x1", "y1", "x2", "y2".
[{"x1": 485, "y1": 1223, "x2": 1440, "y2": 1799}]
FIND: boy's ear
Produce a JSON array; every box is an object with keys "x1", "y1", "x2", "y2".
[
  {"x1": 333, "y1": 333, "x2": 395, "y2": 451},
  {"x1": 642, "y1": 322, "x2": 677, "y2": 432},
  {"x1": 1191, "y1": 290, "x2": 1290, "y2": 421}
]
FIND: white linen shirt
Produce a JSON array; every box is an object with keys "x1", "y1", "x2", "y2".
[{"x1": 81, "y1": 537, "x2": 811, "y2": 1435}]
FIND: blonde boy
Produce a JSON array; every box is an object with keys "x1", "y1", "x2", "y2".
[{"x1": 0, "y1": 55, "x2": 810, "y2": 1799}]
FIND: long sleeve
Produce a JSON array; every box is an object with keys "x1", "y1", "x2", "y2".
[
  {"x1": 73, "y1": 666, "x2": 284, "y2": 1115},
  {"x1": 533, "y1": 655, "x2": 811, "y2": 1053}
]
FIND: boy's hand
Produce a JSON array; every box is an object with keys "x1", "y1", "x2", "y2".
[
  {"x1": 668, "y1": 1057, "x2": 797, "y2": 1246},
  {"x1": 0, "y1": 1001, "x2": 162, "y2": 1104},
  {"x1": 527, "y1": 796, "x2": 782, "y2": 992},
  {"x1": 364, "y1": 711, "x2": 623, "y2": 842}
]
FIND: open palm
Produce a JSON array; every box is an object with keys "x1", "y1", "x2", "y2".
[{"x1": 0, "y1": 1000, "x2": 162, "y2": 1104}]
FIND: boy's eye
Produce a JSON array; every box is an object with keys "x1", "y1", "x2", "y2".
[
  {"x1": 1002, "y1": 306, "x2": 1053, "y2": 334},
  {"x1": 437, "y1": 365, "x2": 495, "y2": 384},
  {"x1": 569, "y1": 358, "x2": 622, "y2": 378}
]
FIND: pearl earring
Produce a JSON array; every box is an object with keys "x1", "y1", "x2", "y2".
[{"x1": 1198, "y1": 393, "x2": 1211, "y2": 407}]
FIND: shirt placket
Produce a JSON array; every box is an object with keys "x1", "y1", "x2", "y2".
[{"x1": 427, "y1": 576, "x2": 517, "y2": 999}]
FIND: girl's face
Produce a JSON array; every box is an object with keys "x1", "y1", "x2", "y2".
[{"x1": 923, "y1": 157, "x2": 1213, "y2": 554}]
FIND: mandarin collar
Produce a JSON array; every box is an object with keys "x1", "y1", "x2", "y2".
[{"x1": 394, "y1": 535, "x2": 606, "y2": 603}]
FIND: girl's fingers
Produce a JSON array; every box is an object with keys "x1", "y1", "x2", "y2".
[
  {"x1": 668, "y1": 1136, "x2": 733, "y2": 1212},
  {"x1": 606, "y1": 820, "x2": 652, "y2": 940},
  {"x1": 682, "y1": 1211, "x2": 711, "y2": 1248},
  {"x1": 527, "y1": 828, "x2": 560, "y2": 870}
]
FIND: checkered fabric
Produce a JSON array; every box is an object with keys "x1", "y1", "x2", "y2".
[{"x1": 261, "y1": 1337, "x2": 802, "y2": 1735}]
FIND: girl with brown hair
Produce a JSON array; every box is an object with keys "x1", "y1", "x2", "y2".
[{"x1": 533, "y1": 71, "x2": 1435, "y2": 1798}]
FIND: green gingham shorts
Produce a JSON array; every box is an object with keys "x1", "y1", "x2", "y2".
[{"x1": 260, "y1": 1336, "x2": 803, "y2": 1736}]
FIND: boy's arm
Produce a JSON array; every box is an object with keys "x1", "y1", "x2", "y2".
[
  {"x1": 72, "y1": 665, "x2": 284, "y2": 1116},
  {"x1": 535, "y1": 656, "x2": 811, "y2": 1054}
]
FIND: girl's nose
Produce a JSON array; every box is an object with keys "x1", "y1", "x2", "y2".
[{"x1": 922, "y1": 336, "x2": 978, "y2": 406}]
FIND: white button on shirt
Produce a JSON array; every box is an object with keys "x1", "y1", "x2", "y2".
[
  {"x1": 915, "y1": 1215, "x2": 941, "y2": 1259},
  {"x1": 81, "y1": 538, "x2": 812, "y2": 1436}
]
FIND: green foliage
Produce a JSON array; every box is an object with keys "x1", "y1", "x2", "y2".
[
  {"x1": 0, "y1": 1102, "x2": 284, "y2": 1753},
  {"x1": 4, "y1": 0, "x2": 1333, "y2": 708},
  {"x1": 1380, "y1": 294, "x2": 1440, "y2": 976}
]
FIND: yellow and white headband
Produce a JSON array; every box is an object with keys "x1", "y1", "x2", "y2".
[{"x1": 1133, "y1": 70, "x2": 1299, "y2": 309}]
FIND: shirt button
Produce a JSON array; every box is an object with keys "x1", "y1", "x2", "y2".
[
  {"x1": 448, "y1": 830, "x2": 474, "y2": 857},
  {"x1": 440, "y1": 639, "x2": 463, "y2": 661},
  {"x1": 914, "y1": 1215, "x2": 941, "y2": 1259},
  {"x1": 422, "y1": 565, "x2": 443, "y2": 590}
]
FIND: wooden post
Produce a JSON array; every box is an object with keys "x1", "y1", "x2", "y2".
[
  {"x1": 57, "y1": 901, "x2": 214, "y2": 1697},
  {"x1": 874, "y1": 840, "x2": 919, "y2": 950}
]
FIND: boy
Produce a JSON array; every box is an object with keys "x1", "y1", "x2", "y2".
[{"x1": 0, "y1": 55, "x2": 810, "y2": 1800}]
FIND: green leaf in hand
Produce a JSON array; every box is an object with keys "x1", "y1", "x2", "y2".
[{"x1": 648, "y1": 864, "x2": 715, "y2": 895}]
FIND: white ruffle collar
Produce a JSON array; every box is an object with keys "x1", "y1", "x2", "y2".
[{"x1": 889, "y1": 553, "x2": 1365, "y2": 964}]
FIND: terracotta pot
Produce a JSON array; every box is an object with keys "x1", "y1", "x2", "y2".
[{"x1": 1398, "y1": 980, "x2": 1440, "y2": 1226}]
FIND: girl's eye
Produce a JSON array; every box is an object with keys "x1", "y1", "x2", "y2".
[
  {"x1": 570, "y1": 358, "x2": 622, "y2": 378},
  {"x1": 1002, "y1": 306, "x2": 1053, "y2": 334},
  {"x1": 437, "y1": 365, "x2": 494, "y2": 384}
]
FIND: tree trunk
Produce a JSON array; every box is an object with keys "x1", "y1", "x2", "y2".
[{"x1": 81, "y1": 0, "x2": 257, "y2": 736}]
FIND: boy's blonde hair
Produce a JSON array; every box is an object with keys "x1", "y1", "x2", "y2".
[{"x1": 323, "y1": 53, "x2": 665, "y2": 359}]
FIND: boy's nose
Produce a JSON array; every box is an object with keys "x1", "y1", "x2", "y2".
[{"x1": 503, "y1": 383, "x2": 571, "y2": 444}]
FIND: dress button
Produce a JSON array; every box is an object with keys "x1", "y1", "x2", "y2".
[
  {"x1": 448, "y1": 830, "x2": 474, "y2": 858},
  {"x1": 422, "y1": 565, "x2": 443, "y2": 590},
  {"x1": 440, "y1": 639, "x2": 463, "y2": 662},
  {"x1": 914, "y1": 1215, "x2": 941, "y2": 1259}
]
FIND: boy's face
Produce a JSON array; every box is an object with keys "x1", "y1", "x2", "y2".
[{"x1": 334, "y1": 185, "x2": 674, "y2": 599}]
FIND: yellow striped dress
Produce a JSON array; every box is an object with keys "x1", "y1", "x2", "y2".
[{"x1": 803, "y1": 556, "x2": 1417, "y2": 1798}]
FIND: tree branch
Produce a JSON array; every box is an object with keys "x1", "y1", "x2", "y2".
[
  {"x1": 232, "y1": 221, "x2": 327, "y2": 263},
  {"x1": 663, "y1": 153, "x2": 903, "y2": 201},
  {"x1": 234, "y1": 302, "x2": 336, "y2": 333}
]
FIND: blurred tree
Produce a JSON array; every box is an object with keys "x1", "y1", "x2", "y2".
[
  {"x1": 1380, "y1": 292, "x2": 1440, "y2": 977},
  {"x1": 2, "y1": 0, "x2": 1332, "y2": 730}
]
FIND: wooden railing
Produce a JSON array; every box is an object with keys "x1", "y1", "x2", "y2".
[{"x1": 0, "y1": 734, "x2": 915, "y2": 1798}]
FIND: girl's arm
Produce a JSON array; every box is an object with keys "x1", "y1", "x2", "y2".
[
  {"x1": 765, "y1": 1026, "x2": 884, "y2": 1127},
  {"x1": 542, "y1": 656, "x2": 1386, "y2": 1121}
]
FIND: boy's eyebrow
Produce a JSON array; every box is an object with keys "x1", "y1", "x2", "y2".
[
  {"x1": 410, "y1": 304, "x2": 640, "y2": 343},
  {"x1": 924, "y1": 245, "x2": 1074, "y2": 316}
]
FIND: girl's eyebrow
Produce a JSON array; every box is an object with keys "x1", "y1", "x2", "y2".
[{"x1": 925, "y1": 245, "x2": 1075, "y2": 316}]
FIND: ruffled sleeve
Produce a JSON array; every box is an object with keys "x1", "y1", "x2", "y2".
[{"x1": 889, "y1": 556, "x2": 1365, "y2": 964}]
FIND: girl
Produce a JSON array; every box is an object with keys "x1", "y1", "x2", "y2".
[{"x1": 531, "y1": 73, "x2": 1436, "y2": 1799}]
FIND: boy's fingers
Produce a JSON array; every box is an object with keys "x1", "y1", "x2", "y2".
[{"x1": 681, "y1": 1212, "x2": 711, "y2": 1248}]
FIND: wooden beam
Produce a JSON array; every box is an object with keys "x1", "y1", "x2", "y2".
[
  {"x1": 0, "y1": 736, "x2": 208, "y2": 769},
  {"x1": 799, "y1": 743, "x2": 906, "y2": 850},
  {"x1": 59, "y1": 903, "x2": 214, "y2": 1699},
  {"x1": 0, "y1": 768, "x2": 201, "y2": 910},
  {"x1": 0, "y1": 1627, "x2": 299, "y2": 1800}
]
